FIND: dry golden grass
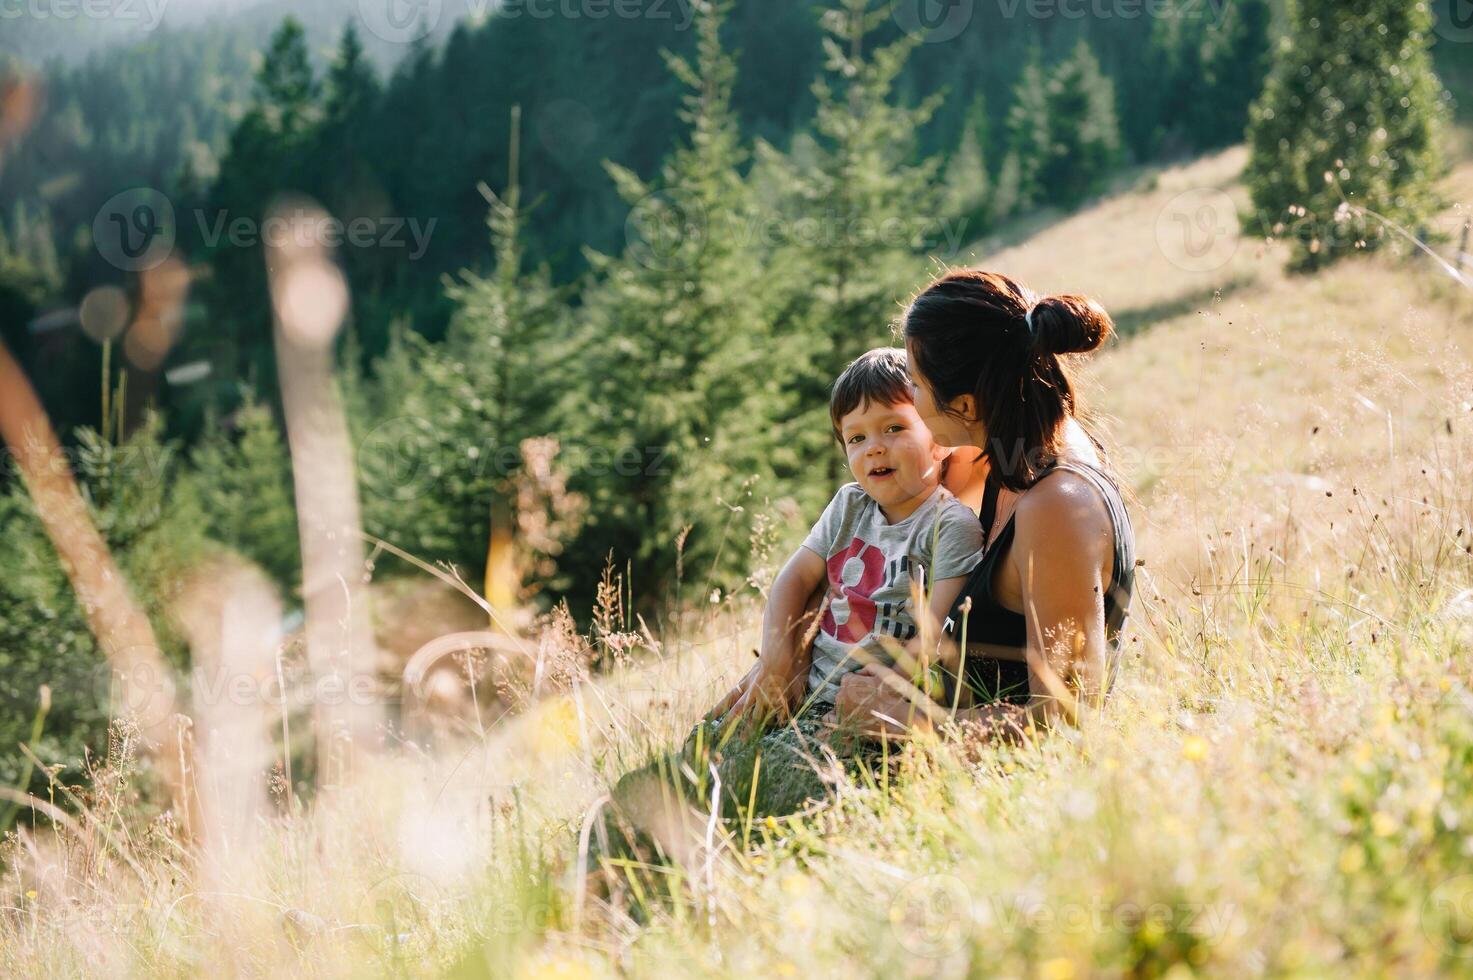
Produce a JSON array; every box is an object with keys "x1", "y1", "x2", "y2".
[{"x1": 4, "y1": 145, "x2": 1473, "y2": 978}]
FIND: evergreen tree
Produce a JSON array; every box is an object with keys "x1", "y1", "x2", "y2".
[
  {"x1": 253, "y1": 17, "x2": 318, "y2": 138},
  {"x1": 323, "y1": 23, "x2": 379, "y2": 126},
  {"x1": 941, "y1": 96, "x2": 989, "y2": 241},
  {"x1": 561, "y1": 0, "x2": 776, "y2": 605},
  {"x1": 1148, "y1": 0, "x2": 1272, "y2": 154},
  {"x1": 1143, "y1": 6, "x2": 1207, "y2": 158},
  {"x1": 0, "y1": 415, "x2": 210, "y2": 792},
  {"x1": 1040, "y1": 41, "x2": 1122, "y2": 209},
  {"x1": 988, "y1": 151, "x2": 1024, "y2": 226},
  {"x1": 203, "y1": 17, "x2": 322, "y2": 404},
  {"x1": 356, "y1": 104, "x2": 576, "y2": 596},
  {"x1": 185, "y1": 396, "x2": 299, "y2": 590},
  {"x1": 1004, "y1": 55, "x2": 1051, "y2": 211},
  {"x1": 1193, "y1": 0, "x2": 1273, "y2": 149},
  {"x1": 1245, "y1": 0, "x2": 1448, "y2": 269},
  {"x1": 760, "y1": 0, "x2": 942, "y2": 485}
]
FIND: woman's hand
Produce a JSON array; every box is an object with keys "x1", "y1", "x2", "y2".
[{"x1": 827, "y1": 663, "x2": 943, "y2": 740}]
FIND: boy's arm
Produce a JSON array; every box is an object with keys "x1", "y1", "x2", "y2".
[
  {"x1": 898, "y1": 574, "x2": 968, "y2": 666},
  {"x1": 925, "y1": 575, "x2": 968, "y2": 655},
  {"x1": 917, "y1": 504, "x2": 987, "y2": 672},
  {"x1": 705, "y1": 545, "x2": 826, "y2": 724},
  {"x1": 760, "y1": 545, "x2": 827, "y2": 667}
]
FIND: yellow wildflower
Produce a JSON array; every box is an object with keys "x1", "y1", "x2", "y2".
[
  {"x1": 1182, "y1": 735, "x2": 1209, "y2": 762},
  {"x1": 781, "y1": 874, "x2": 810, "y2": 897},
  {"x1": 1039, "y1": 958, "x2": 1076, "y2": 980}
]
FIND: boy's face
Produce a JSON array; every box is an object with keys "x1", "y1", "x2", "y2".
[{"x1": 838, "y1": 398, "x2": 947, "y2": 519}]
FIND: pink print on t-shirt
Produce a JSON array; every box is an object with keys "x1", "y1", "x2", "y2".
[{"x1": 821, "y1": 537, "x2": 886, "y2": 644}]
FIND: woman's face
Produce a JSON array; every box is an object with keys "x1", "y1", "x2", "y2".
[{"x1": 904, "y1": 340, "x2": 978, "y2": 448}]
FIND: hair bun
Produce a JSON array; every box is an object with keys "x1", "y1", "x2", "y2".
[{"x1": 1029, "y1": 294, "x2": 1114, "y2": 355}]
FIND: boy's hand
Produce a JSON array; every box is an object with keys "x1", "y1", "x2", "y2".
[
  {"x1": 705, "y1": 662, "x2": 758, "y2": 722},
  {"x1": 705, "y1": 659, "x2": 802, "y2": 731},
  {"x1": 706, "y1": 549, "x2": 826, "y2": 727}
]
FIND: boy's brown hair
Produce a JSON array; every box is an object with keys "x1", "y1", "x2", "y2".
[{"x1": 828, "y1": 347, "x2": 913, "y2": 443}]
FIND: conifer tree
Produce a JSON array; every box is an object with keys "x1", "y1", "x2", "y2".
[
  {"x1": 252, "y1": 17, "x2": 318, "y2": 138},
  {"x1": 357, "y1": 106, "x2": 571, "y2": 593},
  {"x1": 1004, "y1": 55, "x2": 1051, "y2": 212},
  {"x1": 1193, "y1": 0, "x2": 1272, "y2": 149},
  {"x1": 1040, "y1": 41, "x2": 1121, "y2": 209},
  {"x1": 760, "y1": 0, "x2": 942, "y2": 486},
  {"x1": 563, "y1": 0, "x2": 773, "y2": 603},
  {"x1": 206, "y1": 17, "x2": 321, "y2": 389},
  {"x1": 941, "y1": 97, "x2": 989, "y2": 242},
  {"x1": 323, "y1": 24, "x2": 379, "y2": 127},
  {"x1": 1245, "y1": 0, "x2": 1447, "y2": 269},
  {"x1": 186, "y1": 396, "x2": 299, "y2": 589},
  {"x1": 988, "y1": 152, "x2": 1023, "y2": 226}
]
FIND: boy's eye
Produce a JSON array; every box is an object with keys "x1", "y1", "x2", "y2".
[
  {"x1": 886, "y1": 424, "x2": 904, "y2": 433},
  {"x1": 847, "y1": 434, "x2": 864, "y2": 445}
]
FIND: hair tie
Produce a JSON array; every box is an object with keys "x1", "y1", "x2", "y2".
[{"x1": 1024, "y1": 305, "x2": 1037, "y2": 336}]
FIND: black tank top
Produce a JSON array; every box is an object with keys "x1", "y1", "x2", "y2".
[{"x1": 940, "y1": 460, "x2": 1136, "y2": 706}]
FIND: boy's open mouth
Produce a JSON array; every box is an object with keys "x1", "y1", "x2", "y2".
[{"x1": 868, "y1": 466, "x2": 895, "y2": 479}]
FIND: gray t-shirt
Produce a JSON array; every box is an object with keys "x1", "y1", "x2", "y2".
[{"x1": 800, "y1": 483, "x2": 985, "y2": 703}]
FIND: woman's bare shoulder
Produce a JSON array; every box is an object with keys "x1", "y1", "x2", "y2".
[{"x1": 1012, "y1": 468, "x2": 1113, "y2": 554}]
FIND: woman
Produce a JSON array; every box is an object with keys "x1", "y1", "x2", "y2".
[{"x1": 714, "y1": 269, "x2": 1136, "y2": 742}]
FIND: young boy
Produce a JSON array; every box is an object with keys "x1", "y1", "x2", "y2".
[
  {"x1": 757, "y1": 347, "x2": 986, "y2": 714},
  {"x1": 599, "y1": 349, "x2": 986, "y2": 865}
]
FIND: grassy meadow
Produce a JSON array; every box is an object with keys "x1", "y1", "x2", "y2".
[{"x1": 4, "y1": 135, "x2": 1473, "y2": 978}]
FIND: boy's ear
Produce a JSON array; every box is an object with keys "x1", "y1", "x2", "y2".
[{"x1": 932, "y1": 442, "x2": 952, "y2": 463}]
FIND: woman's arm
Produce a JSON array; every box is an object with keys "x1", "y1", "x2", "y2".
[
  {"x1": 705, "y1": 545, "x2": 826, "y2": 726},
  {"x1": 962, "y1": 471, "x2": 1114, "y2": 734}
]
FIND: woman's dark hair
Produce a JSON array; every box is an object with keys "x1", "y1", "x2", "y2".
[{"x1": 901, "y1": 270, "x2": 1113, "y2": 491}]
